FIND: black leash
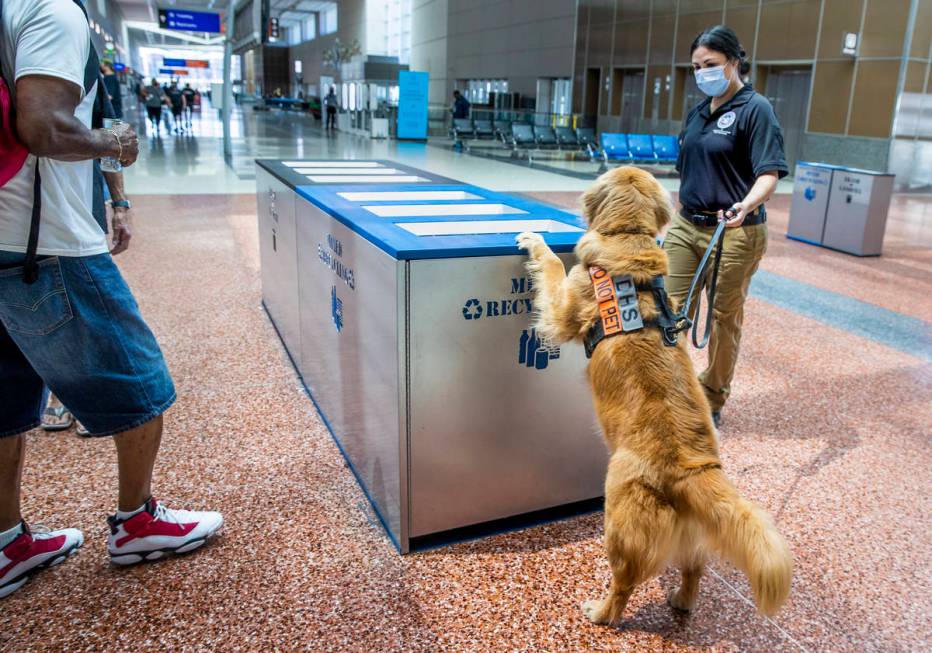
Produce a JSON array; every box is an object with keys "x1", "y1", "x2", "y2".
[
  {"x1": 668, "y1": 217, "x2": 728, "y2": 350},
  {"x1": 582, "y1": 207, "x2": 737, "y2": 356}
]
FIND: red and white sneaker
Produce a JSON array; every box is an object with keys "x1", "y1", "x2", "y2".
[
  {"x1": 107, "y1": 498, "x2": 223, "y2": 565},
  {"x1": 0, "y1": 523, "x2": 83, "y2": 599}
]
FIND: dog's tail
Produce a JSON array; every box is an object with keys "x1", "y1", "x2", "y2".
[{"x1": 686, "y1": 468, "x2": 793, "y2": 615}]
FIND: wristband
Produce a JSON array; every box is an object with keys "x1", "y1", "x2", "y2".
[{"x1": 111, "y1": 199, "x2": 132, "y2": 209}]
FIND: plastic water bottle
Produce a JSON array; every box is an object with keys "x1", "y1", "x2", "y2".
[{"x1": 100, "y1": 118, "x2": 123, "y2": 173}]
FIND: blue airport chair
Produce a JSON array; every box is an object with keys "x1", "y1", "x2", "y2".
[
  {"x1": 511, "y1": 123, "x2": 536, "y2": 149},
  {"x1": 474, "y1": 119, "x2": 494, "y2": 139},
  {"x1": 652, "y1": 135, "x2": 679, "y2": 163},
  {"x1": 554, "y1": 126, "x2": 579, "y2": 149},
  {"x1": 451, "y1": 118, "x2": 476, "y2": 141},
  {"x1": 534, "y1": 125, "x2": 559, "y2": 149},
  {"x1": 600, "y1": 133, "x2": 630, "y2": 161},
  {"x1": 494, "y1": 120, "x2": 513, "y2": 145},
  {"x1": 626, "y1": 134, "x2": 657, "y2": 162}
]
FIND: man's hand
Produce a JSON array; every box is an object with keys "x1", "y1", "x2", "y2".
[
  {"x1": 717, "y1": 202, "x2": 748, "y2": 228},
  {"x1": 110, "y1": 207, "x2": 133, "y2": 255},
  {"x1": 110, "y1": 122, "x2": 139, "y2": 167}
]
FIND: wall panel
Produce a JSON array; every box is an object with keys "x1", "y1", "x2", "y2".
[
  {"x1": 756, "y1": 0, "x2": 820, "y2": 61},
  {"x1": 675, "y1": 10, "x2": 727, "y2": 63},
  {"x1": 808, "y1": 60, "x2": 854, "y2": 133},
  {"x1": 818, "y1": 0, "x2": 865, "y2": 60},
  {"x1": 614, "y1": 19, "x2": 650, "y2": 65},
  {"x1": 722, "y1": 5, "x2": 759, "y2": 57},
  {"x1": 859, "y1": 0, "x2": 910, "y2": 58},
  {"x1": 848, "y1": 60, "x2": 901, "y2": 137}
]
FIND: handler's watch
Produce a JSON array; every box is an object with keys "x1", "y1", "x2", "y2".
[{"x1": 111, "y1": 199, "x2": 132, "y2": 209}]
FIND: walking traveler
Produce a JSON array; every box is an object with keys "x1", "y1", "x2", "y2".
[{"x1": 142, "y1": 77, "x2": 166, "y2": 136}]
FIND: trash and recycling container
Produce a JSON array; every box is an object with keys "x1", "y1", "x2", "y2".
[
  {"x1": 787, "y1": 161, "x2": 895, "y2": 256},
  {"x1": 255, "y1": 160, "x2": 607, "y2": 552}
]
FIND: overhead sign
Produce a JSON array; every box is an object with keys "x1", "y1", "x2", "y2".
[
  {"x1": 397, "y1": 71, "x2": 429, "y2": 140},
  {"x1": 113, "y1": 63, "x2": 126, "y2": 72},
  {"x1": 163, "y1": 58, "x2": 210, "y2": 69},
  {"x1": 158, "y1": 9, "x2": 221, "y2": 34},
  {"x1": 159, "y1": 68, "x2": 190, "y2": 76}
]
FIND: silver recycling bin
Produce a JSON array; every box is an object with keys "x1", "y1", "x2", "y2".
[
  {"x1": 255, "y1": 160, "x2": 458, "y2": 371},
  {"x1": 822, "y1": 167, "x2": 895, "y2": 256},
  {"x1": 255, "y1": 164, "x2": 608, "y2": 552},
  {"x1": 787, "y1": 161, "x2": 837, "y2": 246}
]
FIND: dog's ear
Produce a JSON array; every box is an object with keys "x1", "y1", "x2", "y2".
[
  {"x1": 580, "y1": 175, "x2": 611, "y2": 227},
  {"x1": 652, "y1": 183, "x2": 674, "y2": 232}
]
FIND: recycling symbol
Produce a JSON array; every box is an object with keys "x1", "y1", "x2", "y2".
[
  {"x1": 462, "y1": 298, "x2": 483, "y2": 320},
  {"x1": 804, "y1": 187, "x2": 816, "y2": 202}
]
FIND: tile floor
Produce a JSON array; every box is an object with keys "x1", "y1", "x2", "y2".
[{"x1": 1, "y1": 105, "x2": 930, "y2": 652}]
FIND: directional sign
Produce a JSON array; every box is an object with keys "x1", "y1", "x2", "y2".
[
  {"x1": 159, "y1": 68, "x2": 190, "y2": 76},
  {"x1": 113, "y1": 63, "x2": 126, "y2": 72},
  {"x1": 163, "y1": 58, "x2": 210, "y2": 69},
  {"x1": 158, "y1": 9, "x2": 221, "y2": 33}
]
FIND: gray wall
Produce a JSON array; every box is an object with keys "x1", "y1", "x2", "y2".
[
  {"x1": 289, "y1": 0, "x2": 366, "y2": 93},
  {"x1": 411, "y1": 0, "x2": 576, "y2": 105},
  {"x1": 410, "y1": 0, "x2": 449, "y2": 104}
]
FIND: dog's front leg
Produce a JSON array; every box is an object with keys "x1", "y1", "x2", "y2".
[
  {"x1": 516, "y1": 232, "x2": 583, "y2": 344},
  {"x1": 516, "y1": 231, "x2": 565, "y2": 281}
]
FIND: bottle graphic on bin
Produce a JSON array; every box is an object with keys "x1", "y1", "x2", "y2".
[{"x1": 519, "y1": 329, "x2": 559, "y2": 370}]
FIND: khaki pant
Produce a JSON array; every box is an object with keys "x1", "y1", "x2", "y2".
[{"x1": 663, "y1": 217, "x2": 768, "y2": 412}]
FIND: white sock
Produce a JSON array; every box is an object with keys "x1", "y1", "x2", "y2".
[
  {"x1": 115, "y1": 502, "x2": 147, "y2": 521},
  {"x1": 0, "y1": 522, "x2": 24, "y2": 549}
]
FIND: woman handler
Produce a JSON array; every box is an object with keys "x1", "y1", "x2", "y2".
[{"x1": 664, "y1": 25, "x2": 788, "y2": 427}]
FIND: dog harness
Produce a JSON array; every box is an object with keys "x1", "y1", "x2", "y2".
[{"x1": 583, "y1": 220, "x2": 727, "y2": 358}]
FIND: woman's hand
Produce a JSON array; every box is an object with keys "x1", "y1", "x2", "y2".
[{"x1": 717, "y1": 202, "x2": 748, "y2": 228}]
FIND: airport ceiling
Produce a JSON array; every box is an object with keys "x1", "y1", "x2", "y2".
[
  {"x1": 115, "y1": 1, "x2": 335, "y2": 24},
  {"x1": 114, "y1": 1, "x2": 336, "y2": 48}
]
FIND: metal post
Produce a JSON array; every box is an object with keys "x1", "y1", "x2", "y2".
[{"x1": 222, "y1": 0, "x2": 235, "y2": 160}]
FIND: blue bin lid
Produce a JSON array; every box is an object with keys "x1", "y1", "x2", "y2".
[
  {"x1": 294, "y1": 184, "x2": 587, "y2": 260},
  {"x1": 255, "y1": 159, "x2": 460, "y2": 189}
]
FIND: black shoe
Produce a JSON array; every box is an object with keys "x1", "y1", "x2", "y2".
[{"x1": 711, "y1": 411, "x2": 722, "y2": 428}]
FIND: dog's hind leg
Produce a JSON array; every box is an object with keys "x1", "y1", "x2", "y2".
[
  {"x1": 582, "y1": 574, "x2": 633, "y2": 626},
  {"x1": 668, "y1": 561, "x2": 704, "y2": 613},
  {"x1": 668, "y1": 521, "x2": 706, "y2": 613},
  {"x1": 582, "y1": 467, "x2": 677, "y2": 626}
]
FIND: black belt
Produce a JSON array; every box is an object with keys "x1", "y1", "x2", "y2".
[{"x1": 680, "y1": 207, "x2": 766, "y2": 227}]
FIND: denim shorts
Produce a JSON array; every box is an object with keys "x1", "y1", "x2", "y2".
[{"x1": 0, "y1": 251, "x2": 175, "y2": 438}]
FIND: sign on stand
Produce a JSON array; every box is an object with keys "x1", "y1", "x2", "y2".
[{"x1": 397, "y1": 71, "x2": 429, "y2": 141}]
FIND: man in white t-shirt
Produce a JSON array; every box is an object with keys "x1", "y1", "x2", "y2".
[{"x1": 0, "y1": 0, "x2": 222, "y2": 599}]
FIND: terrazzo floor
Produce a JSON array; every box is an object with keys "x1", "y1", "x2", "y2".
[{"x1": 1, "y1": 192, "x2": 930, "y2": 652}]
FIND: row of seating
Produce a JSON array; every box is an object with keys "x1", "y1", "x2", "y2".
[
  {"x1": 599, "y1": 133, "x2": 679, "y2": 164},
  {"x1": 450, "y1": 119, "x2": 598, "y2": 152},
  {"x1": 450, "y1": 120, "x2": 681, "y2": 166},
  {"x1": 506, "y1": 124, "x2": 598, "y2": 151}
]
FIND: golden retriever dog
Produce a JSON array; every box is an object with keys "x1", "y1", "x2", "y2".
[{"x1": 516, "y1": 166, "x2": 792, "y2": 626}]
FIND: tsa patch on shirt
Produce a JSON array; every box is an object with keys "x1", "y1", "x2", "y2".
[{"x1": 717, "y1": 111, "x2": 737, "y2": 129}]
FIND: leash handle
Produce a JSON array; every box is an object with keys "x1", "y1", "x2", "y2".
[
  {"x1": 690, "y1": 222, "x2": 726, "y2": 349},
  {"x1": 671, "y1": 219, "x2": 726, "y2": 349}
]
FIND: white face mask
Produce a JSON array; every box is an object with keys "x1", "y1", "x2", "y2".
[{"x1": 695, "y1": 65, "x2": 731, "y2": 97}]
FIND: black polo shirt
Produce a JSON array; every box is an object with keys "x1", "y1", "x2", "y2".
[{"x1": 676, "y1": 84, "x2": 788, "y2": 214}]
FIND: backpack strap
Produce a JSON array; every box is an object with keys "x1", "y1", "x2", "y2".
[
  {"x1": 22, "y1": 0, "x2": 98, "y2": 284},
  {"x1": 21, "y1": 162, "x2": 41, "y2": 283}
]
